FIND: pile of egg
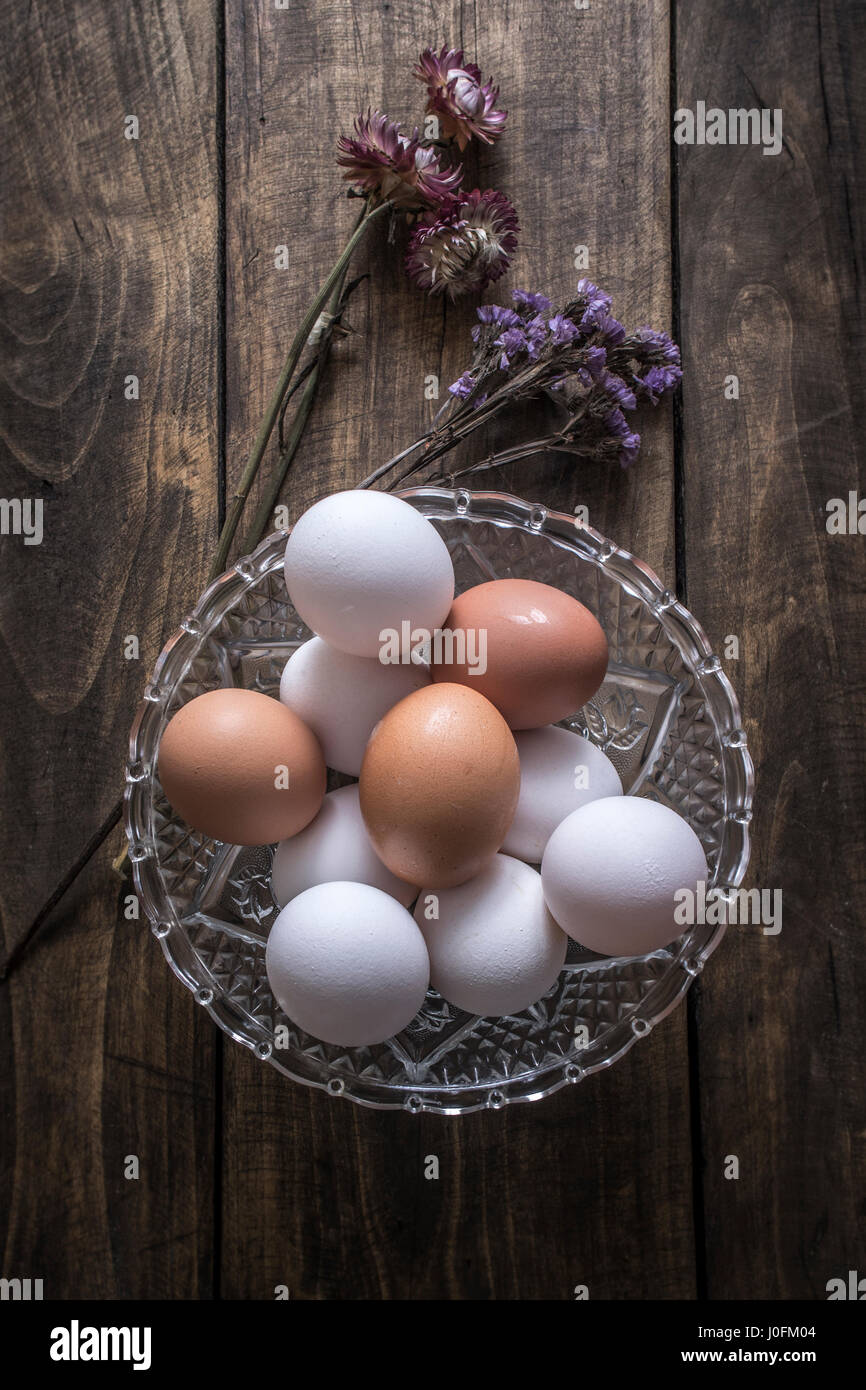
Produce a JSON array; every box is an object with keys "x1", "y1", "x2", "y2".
[{"x1": 158, "y1": 491, "x2": 708, "y2": 1047}]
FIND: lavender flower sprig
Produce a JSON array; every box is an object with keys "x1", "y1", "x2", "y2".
[{"x1": 359, "y1": 281, "x2": 682, "y2": 491}]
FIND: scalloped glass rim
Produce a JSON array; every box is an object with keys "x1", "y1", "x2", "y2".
[{"x1": 124, "y1": 487, "x2": 754, "y2": 1116}]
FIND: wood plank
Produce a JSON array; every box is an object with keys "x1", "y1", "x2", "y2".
[
  {"x1": 0, "y1": 834, "x2": 216, "y2": 1298},
  {"x1": 222, "y1": 0, "x2": 694, "y2": 1299},
  {"x1": 0, "y1": 0, "x2": 219, "y2": 1297},
  {"x1": 675, "y1": 0, "x2": 866, "y2": 1297}
]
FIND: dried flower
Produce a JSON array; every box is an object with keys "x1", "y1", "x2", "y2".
[
  {"x1": 594, "y1": 313, "x2": 626, "y2": 347},
  {"x1": 438, "y1": 283, "x2": 681, "y2": 469},
  {"x1": 448, "y1": 371, "x2": 476, "y2": 399},
  {"x1": 637, "y1": 363, "x2": 682, "y2": 403},
  {"x1": 632, "y1": 325, "x2": 681, "y2": 362},
  {"x1": 405, "y1": 189, "x2": 519, "y2": 298},
  {"x1": 495, "y1": 325, "x2": 528, "y2": 369},
  {"x1": 629, "y1": 326, "x2": 683, "y2": 402},
  {"x1": 512, "y1": 290, "x2": 552, "y2": 315},
  {"x1": 473, "y1": 304, "x2": 521, "y2": 340},
  {"x1": 604, "y1": 410, "x2": 641, "y2": 467},
  {"x1": 575, "y1": 278, "x2": 612, "y2": 329},
  {"x1": 585, "y1": 345, "x2": 608, "y2": 377},
  {"x1": 414, "y1": 46, "x2": 507, "y2": 149},
  {"x1": 598, "y1": 368, "x2": 637, "y2": 412},
  {"x1": 337, "y1": 109, "x2": 462, "y2": 210},
  {"x1": 547, "y1": 313, "x2": 580, "y2": 346}
]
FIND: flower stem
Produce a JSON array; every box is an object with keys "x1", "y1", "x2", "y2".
[
  {"x1": 427, "y1": 435, "x2": 582, "y2": 485},
  {"x1": 241, "y1": 363, "x2": 323, "y2": 556},
  {"x1": 241, "y1": 265, "x2": 371, "y2": 552},
  {"x1": 356, "y1": 352, "x2": 585, "y2": 494},
  {"x1": 208, "y1": 198, "x2": 390, "y2": 581},
  {"x1": 356, "y1": 389, "x2": 514, "y2": 492}
]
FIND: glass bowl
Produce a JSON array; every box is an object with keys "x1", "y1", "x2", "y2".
[{"x1": 124, "y1": 487, "x2": 753, "y2": 1115}]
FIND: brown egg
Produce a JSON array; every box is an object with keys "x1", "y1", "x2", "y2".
[
  {"x1": 158, "y1": 688, "x2": 325, "y2": 846},
  {"x1": 431, "y1": 578, "x2": 609, "y2": 729},
  {"x1": 359, "y1": 682, "x2": 520, "y2": 889}
]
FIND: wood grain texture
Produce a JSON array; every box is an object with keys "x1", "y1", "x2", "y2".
[
  {"x1": 222, "y1": 1044, "x2": 695, "y2": 1300},
  {"x1": 221, "y1": 0, "x2": 695, "y2": 1300},
  {"x1": 675, "y1": 0, "x2": 866, "y2": 1297},
  {"x1": 3, "y1": 0, "x2": 862, "y2": 1303},
  {"x1": 0, "y1": 834, "x2": 216, "y2": 1298},
  {"x1": 0, "y1": 0, "x2": 219, "y2": 1298},
  {"x1": 0, "y1": 0, "x2": 220, "y2": 929}
]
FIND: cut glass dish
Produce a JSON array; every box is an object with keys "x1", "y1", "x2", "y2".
[{"x1": 124, "y1": 488, "x2": 754, "y2": 1115}]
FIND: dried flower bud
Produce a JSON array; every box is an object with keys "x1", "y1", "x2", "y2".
[
  {"x1": 405, "y1": 189, "x2": 519, "y2": 298},
  {"x1": 415, "y1": 46, "x2": 507, "y2": 150},
  {"x1": 337, "y1": 109, "x2": 462, "y2": 210}
]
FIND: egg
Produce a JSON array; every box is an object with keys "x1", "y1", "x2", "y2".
[
  {"x1": 415, "y1": 854, "x2": 567, "y2": 1017},
  {"x1": 359, "y1": 682, "x2": 520, "y2": 888},
  {"x1": 283, "y1": 489, "x2": 455, "y2": 658},
  {"x1": 157, "y1": 688, "x2": 325, "y2": 846},
  {"x1": 279, "y1": 635, "x2": 430, "y2": 777},
  {"x1": 431, "y1": 577, "x2": 609, "y2": 729},
  {"x1": 265, "y1": 881, "x2": 430, "y2": 1046},
  {"x1": 271, "y1": 785, "x2": 417, "y2": 908},
  {"x1": 502, "y1": 725, "x2": 623, "y2": 862},
  {"x1": 541, "y1": 796, "x2": 708, "y2": 956}
]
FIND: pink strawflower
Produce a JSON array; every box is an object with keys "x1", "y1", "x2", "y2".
[
  {"x1": 414, "y1": 46, "x2": 507, "y2": 150},
  {"x1": 406, "y1": 189, "x2": 519, "y2": 298},
  {"x1": 337, "y1": 109, "x2": 462, "y2": 209}
]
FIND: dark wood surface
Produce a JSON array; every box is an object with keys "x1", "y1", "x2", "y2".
[{"x1": 0, "y1": 0, "x2": 862, "y2": 1300}]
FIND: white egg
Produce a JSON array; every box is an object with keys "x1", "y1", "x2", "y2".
[
  {"x1": 266, "y1": 881, "x2": 430, "y2": 1047},
  {"x1": 415, "y1": 854, "x2": 568, "y2": 1017},
  {"x1": 283, "y1": 490, "x2": 455, "y2": 658},
  {"x1": 541, "y1": 796, "x2": 708, "y2": 957},
  {"x1": 501, "y1": 725, "x2": 623, "y2": 862},
  {"x1": 279, "y1": 635, "x2": 430, "y2": 776},
  {"x1": 271, "y1": 784, "x2": 417, "y2": 908}
]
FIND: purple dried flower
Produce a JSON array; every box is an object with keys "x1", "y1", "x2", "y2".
[
  {"x1": 523, "y1": 313, "x2": 549, "y2": 359},
  {"x1": 337, "y1": 109, "x2": 462, "y2": 210},
  {"x1": 477, "y1": 303, "x2": 521, "y2": 327},
  {"x1": 547, "y1": 313, "x2": 580, "y2": 346},
  {"x1": 605, "y1": 409, "x2": 641, "y2": 467},
  {"x1": 576, "y1": 277, "x2": 611, "y2": 304},
  {"x1": 512, "y1": 289, "x2": 552, "y2": 315},
  {"x1": 637, "y1": 363, "x2": 683, "y2": 403},
  {"x1": 585, "y1": 345, "x2": 608, "y2": 377},
  {"x1": 620, "y1": 432, "x2": 641, "y2": 467},
  {"x1": 600, "y1": 369, "x2": 637, "y2": 412},
  {"x1": 415, "y1": 46, "x2": 507, "y2": 150},
  {"x1": 406, "y1": 189, "x2": 519, "y2": 298},
  {"x1": 449, "y1": 371, "x2": 476, "y2": 399},
  {"x1": 436, "y1": 275, "x2": 681, "y2": 478},
  {"x1": 594, "y1": 313, "x2": 626, "y2": 346},
  {"x1": 472, "y1": 303, "x2": 520, "y2": 343},
  {"x1": 577, "y1": 278, "x2": 613, "y2": 329},
  {"x1": 494, "y1": 325, "x2": 528, "y2": 368},
  {"x1": 633, "y1": 326, "x2": 681, "y2": 363}
]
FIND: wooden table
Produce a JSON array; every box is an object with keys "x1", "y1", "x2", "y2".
[{"x1": 1, "y1": 1, "x2": 863, "y2": 1301}]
